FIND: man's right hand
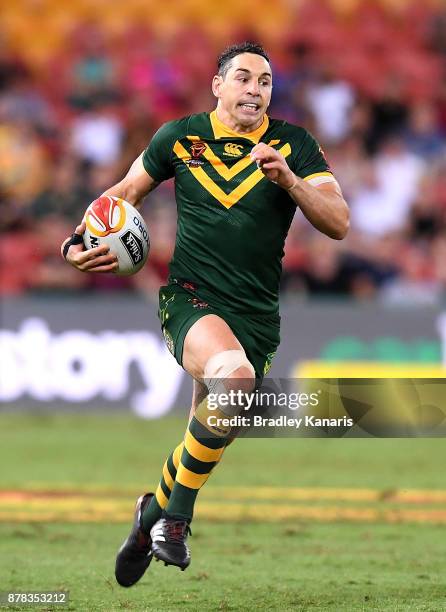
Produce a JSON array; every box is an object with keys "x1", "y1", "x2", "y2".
[{"x1": 60, "y1": 221, "x2": 119, "y2": 273}]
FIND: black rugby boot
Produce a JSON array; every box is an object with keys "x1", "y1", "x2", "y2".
[
  {"x1": 150, "y1": 515, "x2": 191, "y2": 570},
  {"x1": 115, "y1": 493, "x2": 154, "y2": 587}
]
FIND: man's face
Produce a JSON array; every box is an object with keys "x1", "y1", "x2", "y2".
[{"x1": 213, "y1": 53, "x2": 273, "y2": 129}]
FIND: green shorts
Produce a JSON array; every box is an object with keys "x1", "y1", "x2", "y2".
[{"x1": 158, "y1": 282, "x2": 280, "y2": 380}]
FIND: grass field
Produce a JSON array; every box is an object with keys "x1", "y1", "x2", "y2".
[{"x1": 1, "y1": 413, "x2": 446, "y2": 611}]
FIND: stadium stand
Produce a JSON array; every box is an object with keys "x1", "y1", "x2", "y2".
[{"x1": 1, "y1": 0, "x2": 445, "y2": 300}]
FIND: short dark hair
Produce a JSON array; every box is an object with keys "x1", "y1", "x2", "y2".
[{"x1": 217, "y1": 42, "x2": 270, "y2": 78}]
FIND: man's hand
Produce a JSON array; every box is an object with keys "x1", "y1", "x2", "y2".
[
  {"x1": 60, "y1": 221, "x2": 119, "y2": 273},
  {"x1": 250, "y1": 143, "x2": 295, "y2": 190},
  {"x1": 251, "y1": 142, "x2": 349, "y2": 240}
]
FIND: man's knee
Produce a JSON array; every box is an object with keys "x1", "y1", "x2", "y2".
[
  {"x1": 204, "y1": 349, "x2": 255, "y2": 410},
  {"x1": 203, "y1": 349, "x2": 255, "y2": 380}
]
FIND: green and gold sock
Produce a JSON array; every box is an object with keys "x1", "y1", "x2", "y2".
[
  {"x1": 141, "y1": 442, "x2": 183, "y2": 533},
  {"x1": 164, "y1": 399, "x2": 231, "y2": 521}
]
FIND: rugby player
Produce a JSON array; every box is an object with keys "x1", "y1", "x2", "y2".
[{"x1": 61, "y1": 42, "x2": 349, "y2": 586}]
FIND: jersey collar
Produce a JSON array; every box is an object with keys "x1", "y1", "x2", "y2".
[{"x1": 209, "y1": 110, "x2": 269, "y2": 144}]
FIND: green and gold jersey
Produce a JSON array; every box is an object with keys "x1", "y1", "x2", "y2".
[{"x1": 143, "y1": 111, "x2": 333, "y2": 315}]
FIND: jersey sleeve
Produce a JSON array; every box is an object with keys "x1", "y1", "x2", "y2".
[
  {"x1": 142, "y1": 121, "x2": 178, "y2": 182},
  {"x1": 292, "y1": 130, "x2": 333, "y2": 182}
]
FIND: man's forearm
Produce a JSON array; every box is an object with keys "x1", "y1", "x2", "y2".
[
  {"x1": 286, "y1": 176, "x2": 349, "y2": 240},
  {"x1": 100, "y1": 154, "x2": 159, "y2": 210},
  {"x1": 101, "y1": 181, "x2": 147, "y2": 210}
]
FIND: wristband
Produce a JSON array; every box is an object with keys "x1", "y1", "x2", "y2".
[{"x1": 62, "y1": 233, "x2": 84, "y2": 260}]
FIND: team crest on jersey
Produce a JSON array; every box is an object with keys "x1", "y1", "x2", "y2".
[
  {"x1": 224, "y1": 142, "x2": 244, "y2": 157},
  {"x1": 185, "y1": 141, "x2": 206, "y2": 167},
  {"x1": 191, "y1": 141, "x2": 206, "y2": 157}
]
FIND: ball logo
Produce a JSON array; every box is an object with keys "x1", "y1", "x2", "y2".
[
  {"x1": 133, "y1": 216, "x2": 149, "y2": 242},
  {"x1": 120, "y1": 230, "x2": 143, "y2": 265},
  {"x1": 85, "y1": 196, "x2": 126, "y2": 237}
]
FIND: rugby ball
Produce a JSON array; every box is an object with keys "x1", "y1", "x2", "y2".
[{"x1": 83, "y1": 196, "x2": 149, "y2": 276}]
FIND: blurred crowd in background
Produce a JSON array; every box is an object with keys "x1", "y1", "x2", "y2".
[{"x1": 1, "y1": 0, "x2": 446, "y2": 304}]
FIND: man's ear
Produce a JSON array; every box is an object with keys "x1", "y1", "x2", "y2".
[{"x1": 212, "y1": 74, "x2": 223, "y2": 98}]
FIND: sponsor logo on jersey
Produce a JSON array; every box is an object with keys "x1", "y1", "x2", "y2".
[
  {"x1": 120, "y1": 230, "x2": 143, "y2": 265},
  {"x1": 224, "y1": 142, "x2": 244, "y2": 157},
  {"x1": 185, "y1": 158, "x2": 204, "y2": 167}
]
